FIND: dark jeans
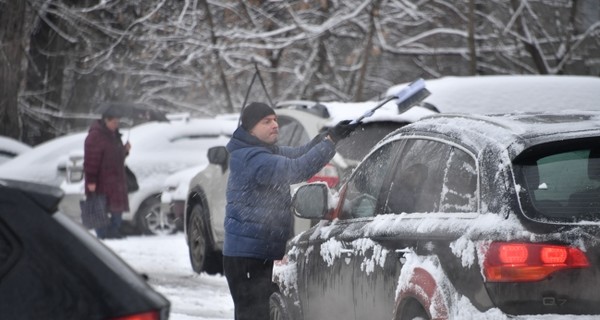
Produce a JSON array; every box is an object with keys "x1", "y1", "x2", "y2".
[
  {"x1": 95, "y1": 212, "x2": 123, "y2": 239},
  {"x1": 223, "y1": 256, "x2": 274, "y2": 320}
]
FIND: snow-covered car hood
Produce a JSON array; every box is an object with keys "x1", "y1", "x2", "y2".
[{"x1": 0, "y1": 132, "x2": 87, "y2": 186}]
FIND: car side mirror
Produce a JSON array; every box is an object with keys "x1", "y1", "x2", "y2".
[
  {"x1": 291, "y1": 183, "x2": 330, "y2": 220},
  {"x1": 207, "y1": 146, "x2": 229, "y2": 172}
]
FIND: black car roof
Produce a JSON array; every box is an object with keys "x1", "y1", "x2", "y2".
[
  {"x1": 393, "y1": 111, "x2": 600, "y2": 158},
  {"x1": 0, "y1": 179, "x2": 63, "y2": 213}
]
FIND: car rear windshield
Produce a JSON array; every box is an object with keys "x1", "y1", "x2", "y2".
[{"x1": 516, "y1": 142, "x2": 600, "y2": 222}]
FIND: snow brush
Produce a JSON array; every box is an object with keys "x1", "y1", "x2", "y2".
[{"x1": 350, "y1": 78, "x2": 431, "y2": 125}]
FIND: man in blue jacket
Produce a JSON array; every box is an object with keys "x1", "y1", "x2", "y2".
[{"x1": 224, "y1": 102, "x2": 357, "y2": 320}]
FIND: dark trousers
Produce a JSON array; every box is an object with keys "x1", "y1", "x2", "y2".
[
  {"x1": 95, "y1": 212, "x2": 123, "y2": 239},
  {"x1": 223, "y1": 256, "x2": 274, "y2": 320}
]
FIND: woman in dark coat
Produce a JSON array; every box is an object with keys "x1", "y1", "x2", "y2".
[{"x1": 83, "y1": 110, "x2": 130, "y2": 239}]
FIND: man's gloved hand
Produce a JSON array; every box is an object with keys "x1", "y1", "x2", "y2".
[
  {"x1": 308, "y1": 131, "x2": 329, "y2": 148},
  {"x1": 328, "y1": 120, "x2": 360, "y2": 143}
]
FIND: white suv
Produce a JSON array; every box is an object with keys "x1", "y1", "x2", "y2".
[{"x1": 182, "y1": 101, "x2": 436, "y2": 274}]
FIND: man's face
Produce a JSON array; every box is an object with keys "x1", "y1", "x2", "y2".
[{"x1": 250, "y1": 114, "x2": 279, "y2": 144}]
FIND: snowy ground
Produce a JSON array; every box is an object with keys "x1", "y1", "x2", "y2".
[{"x1": 103, "y1": 233, "x2": 234, "y2": 320}]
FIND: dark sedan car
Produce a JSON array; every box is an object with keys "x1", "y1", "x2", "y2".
[
  {"x1": 0, "y1": 179, "x2": 170, "y2": 319},
  {"x1": 272, "y1": 112, "x2": 600, "y2": 320}
]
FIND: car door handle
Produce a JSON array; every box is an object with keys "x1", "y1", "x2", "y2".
[
  {"x1": 340, "y1": 248, "x2": 354, "y2": 255},
  {"x1": 395, "y1": 248, "x2": 412, "y2": 256},
  {"x1": 394, "y1": 248, "x2": 413, "y2": 264},
  {"x1": 396, "y1": 248, "x2": 412, "y2": 263}
]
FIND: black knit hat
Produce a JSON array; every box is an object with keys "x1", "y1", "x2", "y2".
[{"x1": 240, "y1": 102, "x2": 275, "y2": 131}]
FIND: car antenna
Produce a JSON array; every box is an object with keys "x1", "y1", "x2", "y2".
[
  {"x1": 350, "y1": 78, "x2": 431, "y2": 124},
  {"x1": 238, "y1": 60, "x2": 275, "y2": 128}
]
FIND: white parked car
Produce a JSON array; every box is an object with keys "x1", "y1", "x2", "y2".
[
  {"x1": 59, "y1": 117, "x2": 237, "y2": 235},
  {"x1": 0, "y1": 132, "x2": 87, "y2": 186},
  {"x1": 0, "y1": 136, "x2": 31, "y2": 165},
  {"x1": 158, "y1": 164, "x2": 208, "y2": 235}
]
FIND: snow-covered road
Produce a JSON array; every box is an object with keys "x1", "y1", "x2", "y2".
[{"x1": 104, "y1": 233, "x2": 234, "y2": 320}]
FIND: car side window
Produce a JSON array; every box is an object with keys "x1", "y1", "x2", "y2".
[
  {"x1": 277, "y1": 116, "x2": 310, "y2": 147},
  {"x1": 339, "y1": 142, "x2": 399, "y2": 219},
  {"x1": 440, "y1": 146, "x2": 478, "y2": 212},
  {"x1": 384, "y1": 139, "x2": 451, "y2": 214}
]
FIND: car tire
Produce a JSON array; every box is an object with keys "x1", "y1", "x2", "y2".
[
  {"x1": 187, "y1": 203, "x2": 222, "y2": 275},
  {"x1": 398, "y1": 299, "x2": 429, "y2": 320},
  {"x1": 270, "y1": 292, "x2": 293, "y2": 320},
  {"x1": 136, "y1": 196, "x2": 177, "y2": 235}
]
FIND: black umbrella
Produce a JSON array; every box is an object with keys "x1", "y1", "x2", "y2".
[{"x1": 95, "y1": 102, "x2": 168, "y2": 122}]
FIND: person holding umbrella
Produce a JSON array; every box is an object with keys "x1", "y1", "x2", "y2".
[{"x1": 83, "y1": 104, "x2": 131, "y2": 239}]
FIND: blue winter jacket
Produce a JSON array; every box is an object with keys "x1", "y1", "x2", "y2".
[{"x1": 224, "y1": 127, "x2": 336, "y2": 260}]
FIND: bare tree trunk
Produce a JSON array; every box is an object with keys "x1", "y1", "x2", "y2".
[
  {"x1": 0, "y1": 1, "x2": 30, "y2": 139},
  {"x1": 270, "y1": 50, "x2": 283, "y2": 99},
  {"x1": 467, "y1": 0, "x2": 477, "y2": 75},
  {"x1": 201, "y1": 0, "x2": 234, "y2": 113},
  {"x1": 355, "y1": 0, "x2": 380, "y2": 101},
  {"x1": 509, "y1": 0, "x2": 549, "y2": 74}
]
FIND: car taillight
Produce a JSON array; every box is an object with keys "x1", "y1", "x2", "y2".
[
  {"x1": 110, "y1": 311, "x2": 160, "y2": 320},
  {"x1": 307, "y1": 163, "x2": 339, "y2": 188},
  {"x1": 483, "y1": 242, "x2": 590, "y2": 282}
]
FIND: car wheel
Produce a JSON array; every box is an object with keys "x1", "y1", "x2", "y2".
[
  {"x1": 270, "y1": 292, "x2": 292, "y2": 320},
  {"x1": 187, "y1": 203, "x2": 222, "y2": 275},
  {"x1": 398, "y1": 299, "x2": 429, "y2": 320},
  {"x1": 136, "y1": 196, "x2": 177, "y2": 235}
]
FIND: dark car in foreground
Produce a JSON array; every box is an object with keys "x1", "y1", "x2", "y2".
[
  {"x1": 272, "y1": 112, "x2": 600, "y2": 320},
  {"x1": 0, "y1": 179, "x2": 169, "y2": 319}
]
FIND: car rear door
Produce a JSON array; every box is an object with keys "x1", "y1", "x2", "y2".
[
  {"x1": 352, "y1": 138, "x2": 480, "y2": 319},
  {"x1": 297, "y1": 219, "x2": 356, "y2": 319}
]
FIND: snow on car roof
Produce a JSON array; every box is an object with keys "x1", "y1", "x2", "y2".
[
  {"x1": 0, "y1": 136, "x2": 31, "y2": 155},
  {"x1": 387, "y1": 75, "x2": 600, "y2": 114},
  {"x1": 322, "y1": 101, "x2": 437, "y2": 125},
  {"x1": 124, "y1": 118, "x2": 237, "y2": 149},
  {"x1": 404, "y1": 111, "x2": 600, "y2": 156},
  {"x1": 276, "y1": 99, "x2": 437, "y2": 127}
]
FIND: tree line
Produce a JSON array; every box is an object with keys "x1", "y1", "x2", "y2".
[{"x1": 1, "y1": 0, "x2": 598, "y2": 145}]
